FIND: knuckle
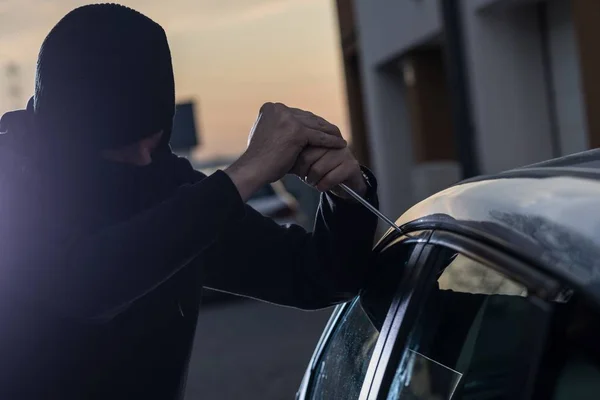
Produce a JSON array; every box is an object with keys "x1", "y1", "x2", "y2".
[
  {"x1": 291, "y1": 122, "x2": 303, "y2": 137},
  {"x1": 280, "y1": 110, "x2": 297, "y2": 128},
  {"x1": 332, "y1": 136, "x2": 346, "y2": 148},
  {"x1": 280, "y1": 108, "x2": 294, "y2": 124},
  {"x1": 318, "y1": 133, "x2": 329, "y2": 145},
  {"x1": 290, "y1": 129, "x2": 305, "y2": 146},
  {"x1": 312, "y1": 164, "x2": 326, "y2": 178},
  {"x1": 260, "y1": 102, "x2": 274, "y2": 113},
  {"x1": 314, "y1": 148, "x2": 328, "y2": 160}
]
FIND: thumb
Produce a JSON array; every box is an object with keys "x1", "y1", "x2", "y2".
[{"x1": 305, "y1": 129, "x2": 347, "y2": 149}]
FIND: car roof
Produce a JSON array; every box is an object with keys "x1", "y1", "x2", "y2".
[{"x1": 392, "y1": 149, "x2": 600, "y2": 303}]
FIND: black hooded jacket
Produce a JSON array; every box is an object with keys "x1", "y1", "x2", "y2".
[{"x1": 0, "y1": 105, "x2": 379, "y2": 399}]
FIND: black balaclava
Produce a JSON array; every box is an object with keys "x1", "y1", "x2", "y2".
[
  {"x1": 34, "y1": 3, "x2": 176, "y2": 153},
  {"x1": 0, "y1": 4, "x2": 195, "y2": 222}
]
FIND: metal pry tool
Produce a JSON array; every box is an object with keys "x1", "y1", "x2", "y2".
[{"x1": 337, "y1": 183, "x2": 403, "y2": 235}]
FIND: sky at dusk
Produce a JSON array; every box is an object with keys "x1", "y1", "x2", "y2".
[{"x1": 0, "y1": 0, "x2": 349, "y2": 160}]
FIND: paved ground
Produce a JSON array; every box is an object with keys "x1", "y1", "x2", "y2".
[{"x1": 185, "y1": 300, "x2": 333, "y2": 400}]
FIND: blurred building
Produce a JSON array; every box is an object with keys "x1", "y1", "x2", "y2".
[
  {"x1": 335, "y1": 0, "x2": 599, "y2": 219},
  {"x1": 171, "y1": 101, "x2": 201, "y2": 156},
  {"x1": 335, "y1": 0, "x2": 371, "y2": 169}
]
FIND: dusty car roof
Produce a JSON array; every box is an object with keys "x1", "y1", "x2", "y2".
[{"x1": 394, "y1": 149, "x2": 600, "y2": 303}]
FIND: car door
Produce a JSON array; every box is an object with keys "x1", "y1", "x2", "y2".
[
  {"x1": 367, "y1": 230, "x2": 566, "y2": 400},
  {"x1": 302, "y1": 225, "x2": 600, "y2": 400},
  {"x1": 297, "y1": 231, "x2": 431, "y2": 400}
]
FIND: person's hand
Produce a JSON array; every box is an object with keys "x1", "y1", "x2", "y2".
[
  {"x1": 225, "y1": 103, "x2": 347, "y2": 201},
  {"x1": 288, "y1": 109, "x2": 366, "y2": 199},
  {"x1": 292, "y1": 146, "x2": 367, "y2": 199}
]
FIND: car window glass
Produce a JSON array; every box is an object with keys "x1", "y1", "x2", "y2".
[
  {"x1": 387, "y1": 247, "x2": 553, "y2": 400},
  {"x1": 308, "y1": 242, "x2": 419, "y2": 400},
  {"x1": 551, "y1": 299, "x2": 600, "y2": 400},
  {"x1": 438, "y1": 253, "x2": 527, "y2": 297}
]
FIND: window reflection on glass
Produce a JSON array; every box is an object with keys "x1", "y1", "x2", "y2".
[
  {"x1": 437, "y1": 254, "x2": 527, "y2": 297},
  {"x1": 388, "y1": 248, "x2": 551, "y2": 400},
  {"x1": 394, "y1": 350, "x2": 462, "y2": 400},
  {"x1": 308, "y1": 243, "x2": 418, "y2": 400}
]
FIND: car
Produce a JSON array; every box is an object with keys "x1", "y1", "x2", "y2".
[{"x1": 297, "y1": 149, "x2": 600, "y2": 400}]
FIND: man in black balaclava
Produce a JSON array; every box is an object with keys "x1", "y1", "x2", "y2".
[{"x1": 0, "y1": 4, "x2": 378, "y2": 399}]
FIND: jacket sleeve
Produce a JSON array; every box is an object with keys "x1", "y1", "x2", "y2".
[
  {"x1": 6, "y1": 160, "x2": 377, "y2": 318},
  {"x1": 9, "y1": 170, "x2": 247, "y2": 320},
  {"x1": 201, "y1": 169, "x2": 379, "y2": 310}
]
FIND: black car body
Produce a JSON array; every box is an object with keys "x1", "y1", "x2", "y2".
[{"x1": 298, "y1": 149, "x2": 600, "y2": 400}]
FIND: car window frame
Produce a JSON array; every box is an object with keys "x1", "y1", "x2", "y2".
[
  {"x1": 360, "y1": 243, "x2": 439, "y2": 400},
  {"x1": 296, "y1": 232, "x2": 431, "y2": 400},
  {"x1": 364, "y1": 229, "x2": 563, "y2": 400}
]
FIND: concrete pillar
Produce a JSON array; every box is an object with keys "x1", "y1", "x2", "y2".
[
  {"x1": 359, "y1": 66, "x2": 415, "y2": 220},
  {"x1": 335, "y1": 0, "x2": 371, "y2": 167},
  {"x1": 547, "y1": 0, "x2": 588, "y2": 155},
  {"x1": 351, "y1": 0, "x2": 444, "y2": 219},
  {"x1": 572, "y1": 0, "x2": 600, "y2": 149},
  {"x1": 403, "y1": 49, "x2": 456, "y2": 164},
  {"x1": 460, "y1": 2, "x2": 554, "y2": 173},
  {"x1": 403, "y1": 49, "x2": 462, "y2": 201}
]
